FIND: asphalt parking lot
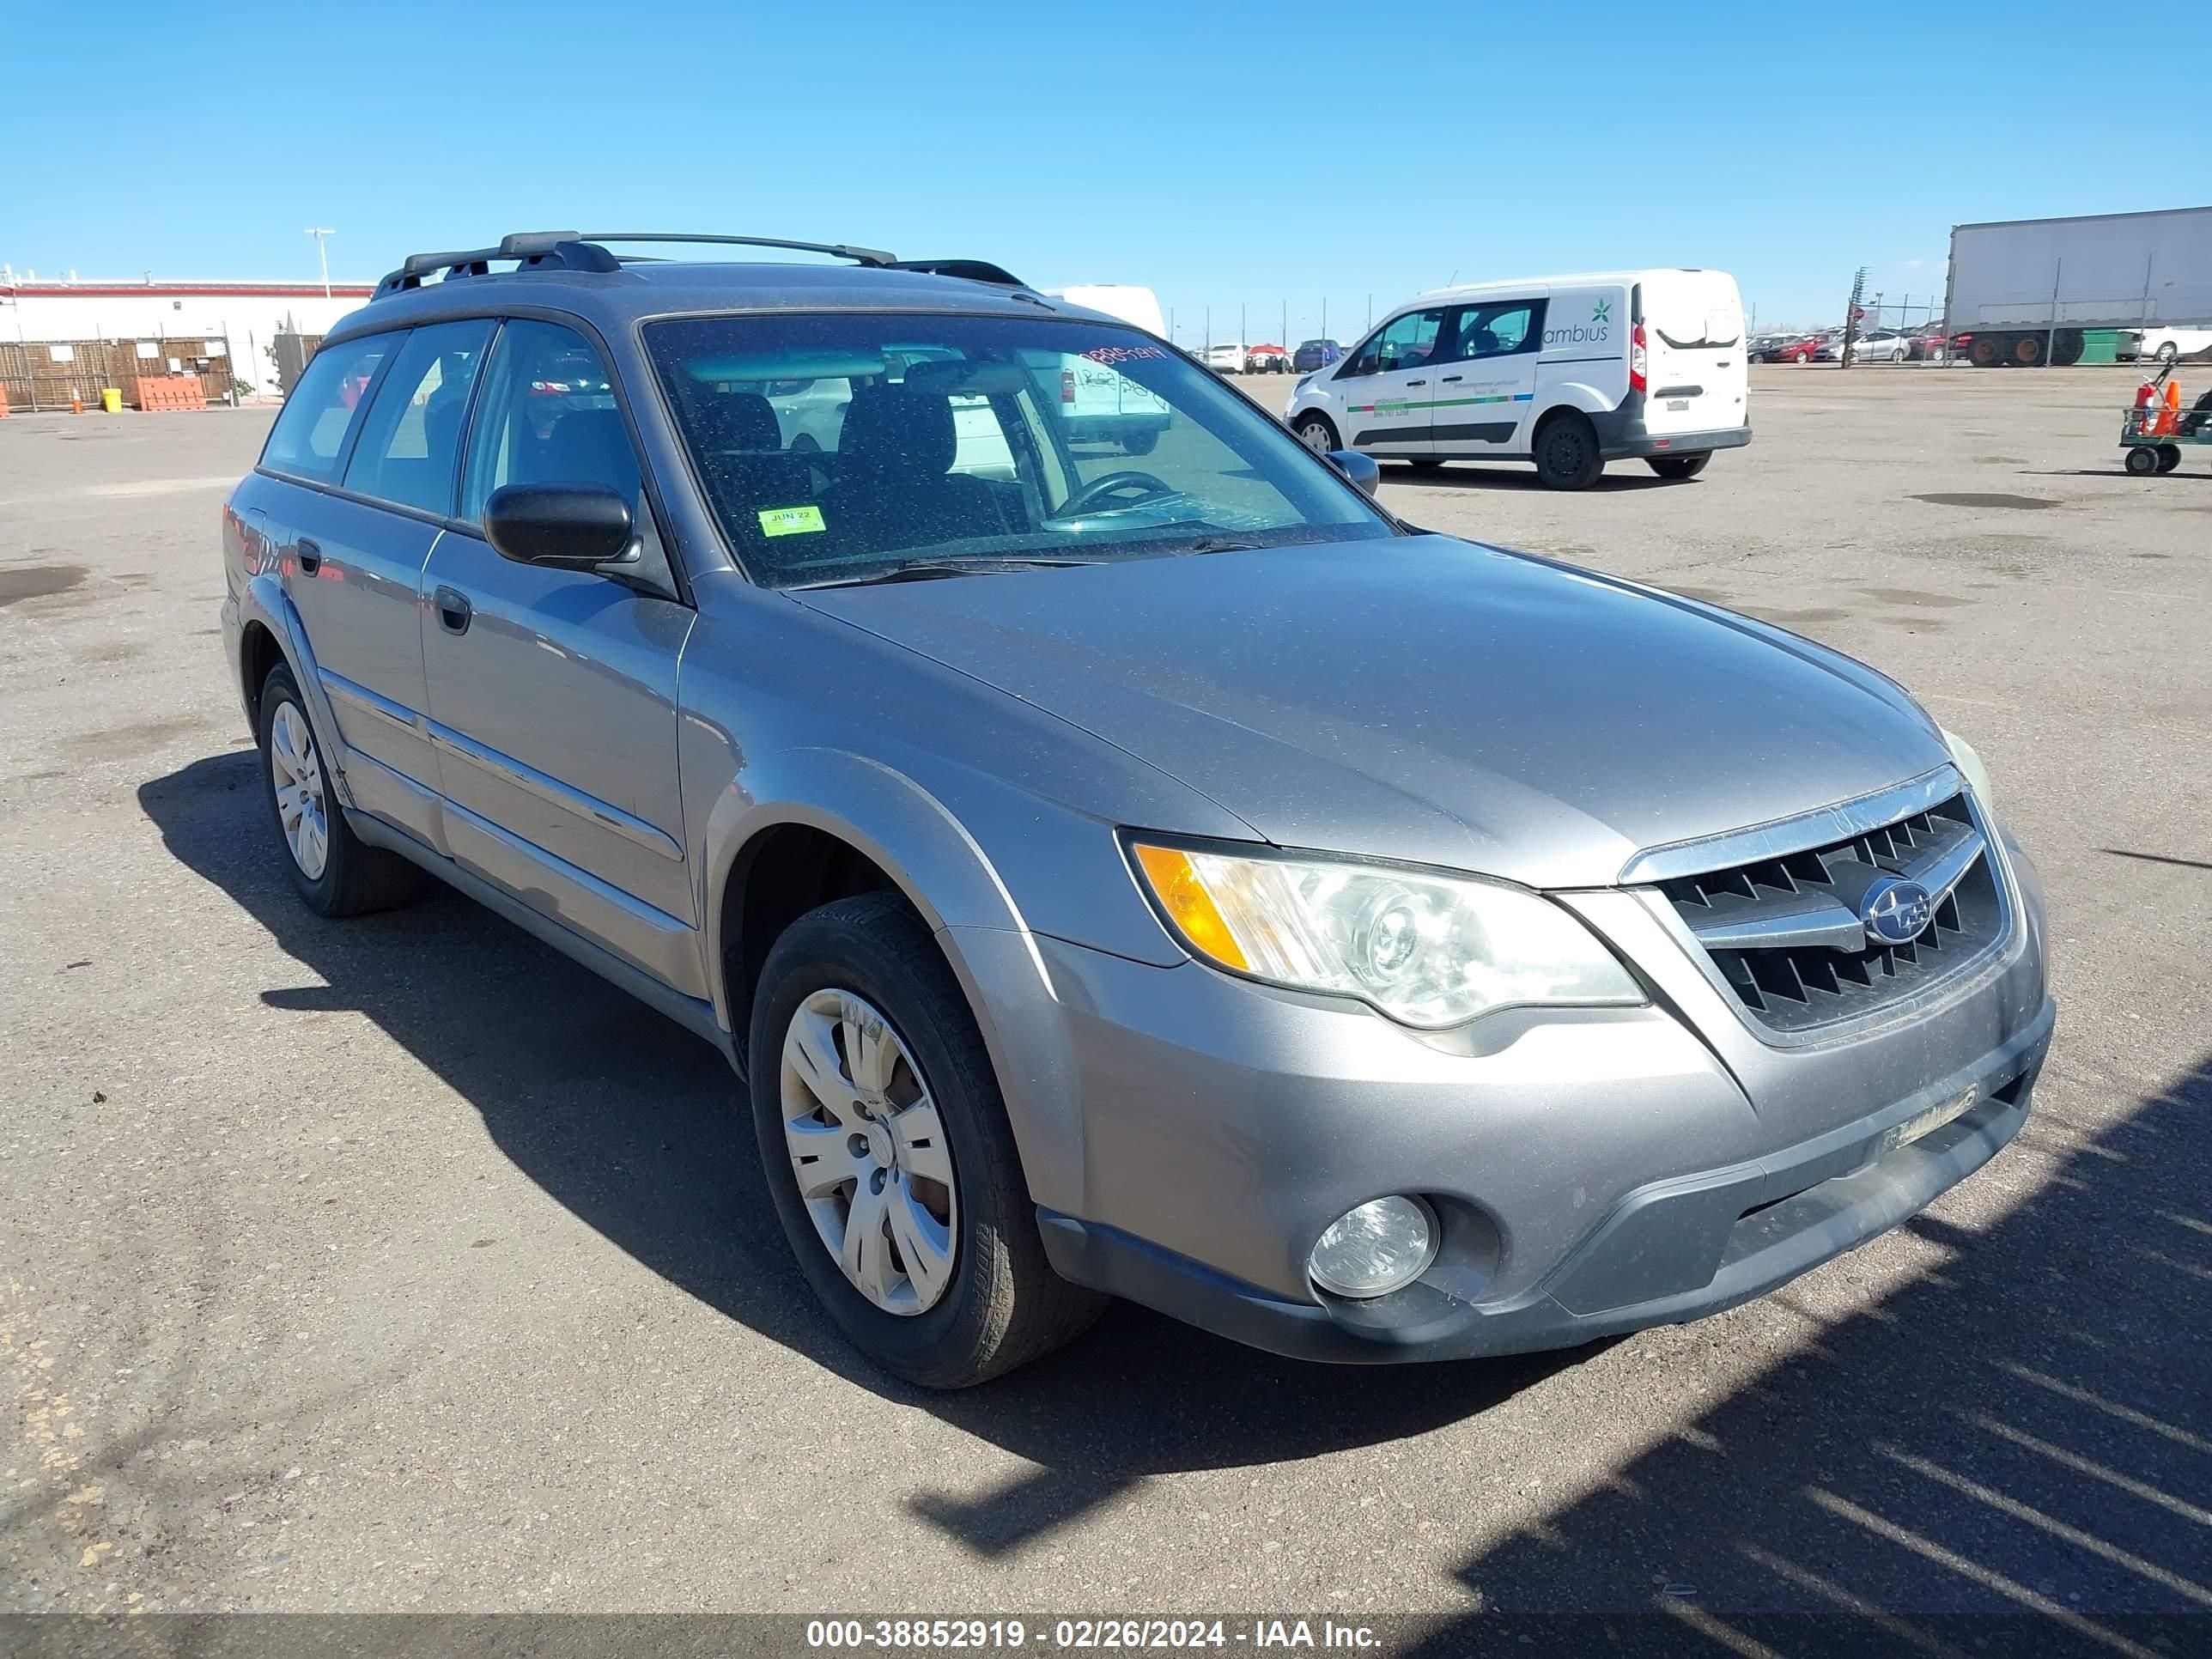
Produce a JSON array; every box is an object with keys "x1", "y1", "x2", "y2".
[{"x1": 3, "y1": 366, "x2": 2208, "y2": 1642}]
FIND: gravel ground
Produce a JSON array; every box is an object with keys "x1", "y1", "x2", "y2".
[{"x1": 2, "y1": 366, "x2": 2207, "y2": 1644}]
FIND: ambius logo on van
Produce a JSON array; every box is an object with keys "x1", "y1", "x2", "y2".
[{"x1": 1543, "y1": 299, "x2": 1613, "y2": 349}]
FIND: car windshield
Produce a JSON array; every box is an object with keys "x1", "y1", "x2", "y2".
[{"x1": 645, "y1": 313, "x2": 1392, "y2": 587}]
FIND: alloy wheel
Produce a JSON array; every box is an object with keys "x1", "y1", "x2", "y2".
[
  {"x1": 1297, "y1": 420, "x2": 1334, "y2": 455},
  {"x1": 269, "y1": 701, "x2": 330, "y2": 880},
  {"x1": 780, "y1": 988, "x2": 958, "y2": 1316}
]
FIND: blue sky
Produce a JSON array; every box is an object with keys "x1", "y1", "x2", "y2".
[{"x1": 10, "y1": 0, "x2": 2206, "y2": 340}]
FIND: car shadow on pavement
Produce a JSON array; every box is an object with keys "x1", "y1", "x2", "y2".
[
  {"x1": 1383, "y1": 464, "x2": 1680, "y2": 493},
  {"x1": 1402, "y1": 1050, "x2": 2212, "y2": 1651},
  {"x1": 140, "y1": 753, "x2": 1594, "y2": 1550}
]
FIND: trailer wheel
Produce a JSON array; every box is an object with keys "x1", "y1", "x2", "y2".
[
  {"x1": 2155, "y1": 445, "x2": 2182, "y2": 473},
  {"x1": 2125, "y1": 446, "x2": 2159, "y2": 475},
  {"x1": 2011, "y1": 333, "x2": 2045, "y2": 368},
  {"x1": 2052, "y1": 329, "x2": 2085, "y2": 367},
  {"x1": 1969, "y1": 336, "x2": 2002, "y2": 368}
]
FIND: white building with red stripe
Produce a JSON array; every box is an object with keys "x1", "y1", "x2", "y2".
[{"x1": 0, "y1": 274, "x2": 374, "y2": 397}]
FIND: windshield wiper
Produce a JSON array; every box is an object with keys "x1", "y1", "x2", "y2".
[
  {"x1": 1187, "y1": 538, "x2": 1262, "y2": 554},
  {"x1": 793, "y1": 556, "x2": 1094, "y2": 591}
]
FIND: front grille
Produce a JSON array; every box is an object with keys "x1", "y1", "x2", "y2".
[{"x1": 1661, "y1": 793, "x2": 2005, "y2": 1031}]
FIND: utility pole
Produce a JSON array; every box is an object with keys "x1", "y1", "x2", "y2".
[
  {"x1": 305, "y1": 228, "x2": 335, "y2": 298},
  {"x1": 1839, "y1": 266, "x2": 1868, "y2": 370}
]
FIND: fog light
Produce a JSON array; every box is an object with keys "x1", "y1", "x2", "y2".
[{"x1": 1308, "y1": 1196, "x2": 1437, "y2": 1298}]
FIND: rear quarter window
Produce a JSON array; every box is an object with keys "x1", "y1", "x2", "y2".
[{"x1": 259, "y1": 334, "x2": 398, "y2": 483}]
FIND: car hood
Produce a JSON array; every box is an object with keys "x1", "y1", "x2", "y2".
[{"x1": 799, "y1": 536, "x2": 1950, "y2": 888}]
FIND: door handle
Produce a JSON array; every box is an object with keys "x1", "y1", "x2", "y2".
[
  {"x1": 1440, "y1": 374, "x2": 1463, "y2": 383},
  {"x1": 1405, "y1": 379, "x2": 1427, "y2": 386},
  {"x1": 295, "y1": 537, "x2": 321, "y2": 576},
  {"x1": 434, "y1": 585, "x2": 473, "y2": 635}
]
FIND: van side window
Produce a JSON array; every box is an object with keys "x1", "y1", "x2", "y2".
[
  {"x1": 459, "y1": 319, "x2": 642, "y2": 526},
  {"x1": 1442, "y1": 301, "x2": 1547, "y2": 364},
  {"x1": 1351, "y1": 309, "x2": 1446, "y2": 375},
  {"x1": 341, "y1": 320, "x2": 495, "y2": 516},
  {"x1": 258, "y1": 334, "x2": 398, "y2": 483}
]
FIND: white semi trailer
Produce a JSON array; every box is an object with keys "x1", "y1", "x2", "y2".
[{"x1": 1945, "y1": 205, "x2": 2212, "y2": 367}]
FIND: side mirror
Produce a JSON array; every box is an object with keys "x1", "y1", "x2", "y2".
[
  {"x1": 1328, "y1": 450, "x2": 1382, "y2": 496},
  {"x1": 483, "y1": 483, "x2": 635, "y2": 569}
]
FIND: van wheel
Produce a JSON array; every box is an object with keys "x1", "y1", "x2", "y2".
[
  {"x1": 749, "y1": 893, "x2": 1107, "y2": 1388},
  {"x1": 1121, "y1": 430, "x2": 1158, "y2": 457},
  {"x1": 257, "y1": 663, "x2": 419, "y2": 917},
  {"x1": 1406, "y1": 458, "x2": 1445, "y2": 472},
  {"x1": 1646, "y1": 453, "x2": 1710, "y2": 481},
  {"x1": 1534, "y1": 412, "x2": 1604, "y2": 490},
  {"x1": 1293, "y1": 414, "x2": 1340, "y2": 455}
]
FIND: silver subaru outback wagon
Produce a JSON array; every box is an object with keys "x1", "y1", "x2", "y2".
[{"x1": 219, "y1": 233, "x2": 2053, "y2": 1387}]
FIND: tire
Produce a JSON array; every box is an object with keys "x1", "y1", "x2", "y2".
[
  {"x1": 2011, "y1": 333, "x2": 2045, "y2": 368},
  {"x1": 1405, "y1": 457, "x2": 1446, "y2": 472},
  {"x1": 1533, "y1": 412, "x2": 1603, "y2": 490},
  {"x1": 2124, "y1": 446, "x2": 2159, "y2": 475},
  {"x1": 256, "y1": 663, "x2": 419, "y2": 918},
  {"x1": 790, "y1": 433, "x2": 821, "y2": 454},
  {"x1": 1120, "y1": 429, "x2": 1158, "y2": 457},
  {"x1": 1293, "y1": 413, "x2": 1340, "y2": 456},
  {"x1": 2156, "y1": 342, "x2": 2179, "y2": 366},
  {"x1": 748, "y1": 892, "x2": 1106, "y2": 1388},
  {"x1": 1792, "y1": 349, "x2": 1813, "y2": 365},
  {"x1": 1970, "y1": 336, "x2": 2002, "y2": 368},
  {"x1": 1891, "y1": 346, "x2": 1909, "y2": 363},
  {"x1": 1646, "y1": 453, "x2": 1711, "y2": 481},
  {"x1": 2155, "y1": 445, "x2": 2182, "y2": 473}
]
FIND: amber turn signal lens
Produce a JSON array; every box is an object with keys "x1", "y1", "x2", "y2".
[{"x1": 1132, "y1": 843, "x2": 1249, "y2": 971}]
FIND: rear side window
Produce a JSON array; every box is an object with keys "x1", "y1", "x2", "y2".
[
  {"x1": 259, "y1": 335, "x2": 397, "y2": 483},
  {"x1": 341, "y1": 320, "x2": 495, "y2": 516},
  {"x1": 1441, "y1": 301, "x2": 1546, "y2": 364},
  {"x1": 459, "y1": 319, "x2": 641, "y2": 526}
]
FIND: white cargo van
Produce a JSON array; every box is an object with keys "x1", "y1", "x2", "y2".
[
  {"x1": 1284, "y1": 270, "x2": 1750, "y2": 488},
  {"x1": 1036, "y1": 287, "x2": 1175, "y2": 454}
]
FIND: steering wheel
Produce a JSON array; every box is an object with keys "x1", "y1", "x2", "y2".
[{"x1": 1060, "y1": 470, "x2": 1177, "y2": 516}]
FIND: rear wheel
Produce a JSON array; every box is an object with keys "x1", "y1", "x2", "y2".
[
  {"x1": 1533, "y1": 412, "x2": 1603, "y2": 490},
  {"x1": 1293, "y1": 413, "x2": 1340, "y2": 456},
  {"x1": 2125, "y1": 446, "x2": 2160, "y2": 475},
  {"x1": 2011, "y1": 333, "x2": 2045, "y2": 368},
  {"x1": 749, "y1": 893, "x2": 1106, "y2": 1388},
  {"x1": 257, "y1": 664, "x2": 418, "y2": 917},
  {"x1": 2155, "y1": 341, "x2": 2179, "y2": 366},
  {"x1": 1970, "y1": 336, "x2": 2002, "y2": 368},
  {"x1": 2155, "y1": 445, "x2": 2182, "y2": 473},
  {"x1": 1646, "y1": 453, "x2": 1711, "y2": 481},
  {"x1": 1120, "y1": 429, "x2": 1158, "y2": 457},
  {"x1": 1792, "y1": 348, "x2": 1813, "y2": 364}
]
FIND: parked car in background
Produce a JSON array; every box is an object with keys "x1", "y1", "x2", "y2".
[
  {"x1": 1909, "y1": 330, "x2": 1950, "y2": 362},
  {"x1": 1246, "y1": 343, "x2": 1292, "y2": 373},
  {"x1": 1202, "y1": 343, "x2": 1249, "y2": 374},
  {"x1": 1760, "y1": 335, "x2": 1832, "y2": 364},
  {"x1": 1286, "y1": 267, "x2": 1751, "y2": 488},
  {"x1": 1293, "y1": 338, "x2": 1343, "y2": 373},
  {"x1": 2126, "y1": 326, "x2": 2212, "y2": 366},
  {"x1": 1847, "y1": 331, "x2": 1913, "y2": 363},
  {"x1": 1039, "y1": 285, "x2": 1166, "y2": 338}
]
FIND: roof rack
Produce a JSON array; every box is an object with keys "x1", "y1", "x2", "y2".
[{"x1": 372, "y1": 231, "x2": 1029, "y2": 301}]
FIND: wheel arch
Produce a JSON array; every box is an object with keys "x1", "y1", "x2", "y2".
[
  {"x1": 701, "y1": 753, "x2": 1091, "y2": 1215},
  {"x1": 234, "y1": 572, "x2": 358, "y2": 810}
]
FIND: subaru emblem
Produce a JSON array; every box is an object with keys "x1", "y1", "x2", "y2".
[{"x1": 1861, "y1": 876, "x2": 1933, "y2": 946}]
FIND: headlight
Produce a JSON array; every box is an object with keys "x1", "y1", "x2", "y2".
[
  {"x1": 1942, "y1": 727, "x2": 1995, "y2": 811},
  {"x1": 1129, "y1": 841, "x2": 1644, "y2": 1028}
]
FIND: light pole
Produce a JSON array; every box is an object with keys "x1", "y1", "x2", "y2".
[{"x1": 304, "y1": 228, "x2": 335, "y2": 298}]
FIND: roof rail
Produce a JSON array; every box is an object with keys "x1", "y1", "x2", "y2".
[{"x1": 371, "y1": 232, "x2": 1029, "y2": 301}]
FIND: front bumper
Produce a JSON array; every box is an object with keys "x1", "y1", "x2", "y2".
[{"x1": 1040, "y1": 999, "x2": 2051, "y2": 1363}]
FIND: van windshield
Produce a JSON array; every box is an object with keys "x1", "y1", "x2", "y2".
[{"x1": 643, "y1": 313, "x2": 1392, "y2": 588}]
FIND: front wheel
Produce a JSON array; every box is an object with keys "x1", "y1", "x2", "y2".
[
  {"x1": 2156, "y1": 342, "x2": 2179, "y2": 366},
  {"x1": 1646, "y1": 453, "x2": 1711, "y2": 481},
  {"x1": 1533, "y1": 413, "x2": 1603, "y2": 489},
  {"x1": 2125, "y1": 446, "x2": 2160, "y2": 475},
  {"x1": 749, "y1": 893, "x2": 1106, "y2": 1388},
  {"x1": 2155, "y1": 445, "x2": 2182, "y2": 473},
  {"x1": 1293, "y1": 413, "x2": 1340, "y2": 455}
]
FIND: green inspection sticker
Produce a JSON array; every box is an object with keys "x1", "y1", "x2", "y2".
[{"x1": 757, "y1": 504, "x2": 825, "y2": 538}]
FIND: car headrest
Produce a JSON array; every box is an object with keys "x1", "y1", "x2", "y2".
[{"x1": 836, "y1": 384, "x2": 956, "y2": 478}]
